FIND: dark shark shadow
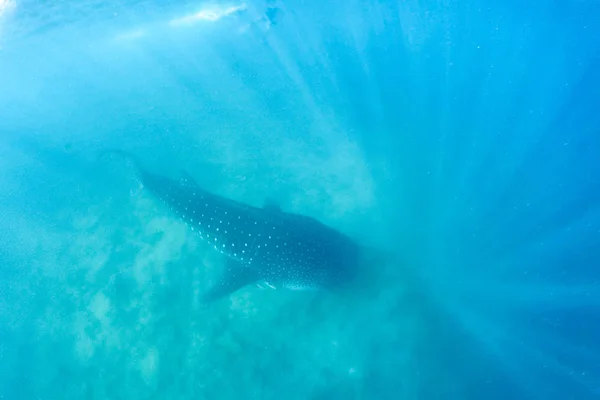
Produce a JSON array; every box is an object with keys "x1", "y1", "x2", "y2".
[{"x1": 100, "y1": 150, "x2": 386, "y2": 302}]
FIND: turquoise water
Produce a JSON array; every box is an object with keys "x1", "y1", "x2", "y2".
[{"x1": 1, "y1": 0, "x2": 599, "y2": 399}]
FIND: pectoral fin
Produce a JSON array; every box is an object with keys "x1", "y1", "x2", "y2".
[{"x1": 201, "y1": 259, "x2": 259, "y2": 302}]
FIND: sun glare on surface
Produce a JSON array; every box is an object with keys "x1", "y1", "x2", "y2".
[{"x1": 169, "y1": 4, "x2": 247, "y2": 27}]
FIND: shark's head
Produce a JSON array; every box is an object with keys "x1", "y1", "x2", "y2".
[{"x1": 324, "y1": 234, "x2": 363, "y2": 288}]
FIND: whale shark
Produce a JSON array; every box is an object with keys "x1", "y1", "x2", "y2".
[{"x1": 103, "y1": 151, "x2": 364, "y2": 302}]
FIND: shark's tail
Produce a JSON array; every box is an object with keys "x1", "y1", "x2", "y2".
[
  {"x1": 98, "y1": 149, "x2": 145, "y2": 195},
  {"x1": 98, "y1": 149, "x2": 142, "y2": 169}
]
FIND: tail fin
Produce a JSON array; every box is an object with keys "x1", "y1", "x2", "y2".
[
  {"x1": 98, "y1": 149, "x2": 142, "y2": 169},
  {"x1": 98, "y1": 149, "x2": 145, "y2": 195}
]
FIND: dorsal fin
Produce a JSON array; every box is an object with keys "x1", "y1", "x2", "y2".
[
  {"x1": 179, "y1": 170, "x2": 201, "y2": 188},
  {"x1": 263, "y1": 198, "x2": 281, "y2": 212}
]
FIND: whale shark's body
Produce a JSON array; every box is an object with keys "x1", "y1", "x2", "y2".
[{"x1": 107, "y1": 152, "x2": 362, "y2": 301}]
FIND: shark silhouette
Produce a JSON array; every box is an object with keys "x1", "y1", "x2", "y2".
[{"x1": 103, "y1": 151, "x2": 364, "y2": 301}]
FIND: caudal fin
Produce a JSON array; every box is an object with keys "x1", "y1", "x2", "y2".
[
  {"x1": 97, "y1": 149, "x2": 145, "y2": 195},
  {"x1": 98, "y1": 149, "x2": 143, "y2": 169}
]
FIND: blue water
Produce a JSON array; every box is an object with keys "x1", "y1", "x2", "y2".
[{"x1": 1, "y1": 0, "x2": 599, "y2": 399}]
